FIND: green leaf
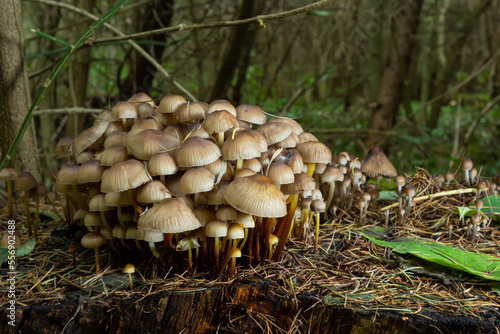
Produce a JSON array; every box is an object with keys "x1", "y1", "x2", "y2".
[
  {"x1": 377, "y1": 191, "x2": 398, "y2": 201},
  {"x1": 0, "y1": 237, "x2": 37, "y2": 262},
  {"x1": 455, "y1": 206, "x2": 474, "y2": 219},
  {"x1": 358, "y1": 227, "x2": 500, "y2": 281},
  {"x1": 39, "y1": 210, "x2": 59, "y2": 220},
  {"x1": 477, "y1": 195, "x2": 500, "y2": 217}
]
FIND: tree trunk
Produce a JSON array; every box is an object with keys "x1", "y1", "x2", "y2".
[
  {"x1": 364, "y1": 0, "x2": 423, "y2": 150},
  {"x1": 120, "y1": 0, "x2": 174, "y2": 98},
  {"x1": 209, "y1": 0, "x2": 262, "y2": 102},
  {"x1": 0, "y1": 0, "x2": 41, "y2": 180}
]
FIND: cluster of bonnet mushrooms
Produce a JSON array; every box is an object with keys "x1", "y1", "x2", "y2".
[{"x1": 1, "y1": 93, "x2": 498, "y2": 282}]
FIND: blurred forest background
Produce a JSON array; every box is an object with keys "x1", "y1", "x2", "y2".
[{"x1": 4, "y1": 0, "x2": 500, "y2": 180}]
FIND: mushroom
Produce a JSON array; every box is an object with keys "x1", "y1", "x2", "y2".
[
  {"x1": 461, "y1": 157, "x2": 473, "y2": 186},
  {"x1": 68, "y1": 243, "x2": 77, "y2": 268},
  {"x1": 311, "y1": 199, "x2": 326, "y2": 251},
  {"x1": 124, "y1": 263, "x2": 135, "y2": 289},
  {"x1": 81, "y1": 232, "x2": 106, "y2": 272},
  {"x1": 15, "y1": 171, "x2": 37, "y2": 236}
]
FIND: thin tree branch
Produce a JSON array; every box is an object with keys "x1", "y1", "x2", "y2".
[
  {"x1": 25, "y1": 0, "x2": 197, "y2": 101},
  {"x1": 463, "y1": 94, "x2": 500, "y2": 146},
  {"x1": 91, "y1": 0, "x2": 337, "y2": 44},
  {"x1": 33, "y1": 108, "x2": 102, "y2": 116}
]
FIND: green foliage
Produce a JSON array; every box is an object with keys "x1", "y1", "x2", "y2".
[
  {"x1": 359, "y1": 227, "x2": 500, "y2": 281},
  {"x1": 0, "y1": 237, "x2": 37, "y2": 262}
]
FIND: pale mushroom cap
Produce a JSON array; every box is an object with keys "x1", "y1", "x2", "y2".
[
  {"x1": 0, "y1": 168, "x2": 18, "y2": 182},
  {"x1": 111, "y1": 101, "x2": 137, "y2": 120},
  {"x1": 112, "y1": 225, "x2": 127, "y2": 239},
  {"x1": 203, "y1": 110, "x2": 239, "y2": 134},
  {"x1": 137, "y1": 180, "x2": 171, "y2": 203},
  {"x1": 124, "y1": 263, "x2": 136, "y2": 274},
  {"x1": 148, "y1": 152, "x2": 178, "y2": 176},
  {"x1": 158, "y1": 95, "x2": 187, "y2": 114},
  {"x1": 207, "y1": 181, "x2": 230, "y2": 206},
  {"x1": 235, "y1": 212, "x2": 255, "y2": 228},
  {"x1": 84, "y1": 212, "x2": 102, "y2": 227},
  {"x1": 257, "y1": 122, "x2": 292, "y2": 145},
  {"x1": 71, "y1": 121, "x2": 109, "y2": 157},
  {"x1": 216, "y1": 205, "x2": 238, "y2": 221},
  {"x1": 297, "y1": 141, "x2": 332, "y2": 164},
  {"x1": 77, "y1": 160, "x2": 105, "y2": 183},
  {"x1": 321, "y1": 166, "x2": 344, "y2": 183},
  {"x1": 142, "y1": 230, "x2": 164, "y2": 242},
  {"x1": 128, "y1": 92, "x2": 155, "y2": 107},
  {"x1": 138, "y1": 197, "x2": 201, "y2": 234},
  {"x1": 98, "y1": 145, "x2": 129, "y2": 167},
  {"x1": 222, "y1": 131, "x2": 261, "y2": 161},
  {"x1": 281, "y1": 172, "x2": 316, "y2": 195},
  {"x1": 127, "y1": 129, "x2": 181, "y2": 161},
  {"x1": 224, "y1": 174, "x2": 287, "y2": 218},
  {"x1": 101, "y1": 159, "x2": 151, "y2": 193},
  {"x1": 176, "y1": 102, "x2": 206, "y2": 123},
  {"x1": 179, "y1": 167, "x2": 214, "y2": 194},
  {"x1": 242, "y1": 158, "x2": 262, "y2": 173},
  {"x1": 193, "y1": 207, "x2": 216, "y2": 226},
  {"x1": 227, "y1": 223, "x2": 244, "y2": 239},
  {"x1": 104, "y1": 131, "x2": 128, "y2": 149},
  {"x1": 268, "y1": 162, "x2": 295, "y2": 185},
  {"x1": 298, "y1": 132, "x2": 318, "y2": 144},
  {"x1": 268, "y1": 117, "x2": 303, "y2": 135},
  {"x1": 311, "y1": 199, "x2": 326, "y2": 213},
  {"x1": 55, "y1": 137, "x2": 74, "y2": 159},
  {"x1": 175, "y1": 137, "x2": 221, "y2": 167},
  {"x1": 57, "y1": 161, "x2": 79, "y2": 185},
  {"x1": 207, "y1": 99, "x2": 236, "y2": 117},
  {"x1": 104, "y1": 122, "x2": 126, "y2": 138},
  {"x1": 206, "y1": 220, "x2": 228, "y2": 238},
  {"x1": 236, "y1": 104, "x2": 267, "y2": 125},
  {"x1": 131, "y1": 118, "x2": 163, "y2": 132},
  {"x1": 89, "y1": 193, "x2": 112, "y2": 212}
]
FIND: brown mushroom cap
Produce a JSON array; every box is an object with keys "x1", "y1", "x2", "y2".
[
  {"x1": 268, "y1": 117, "x2": 303, "y2": 135},
  {"x1": 257, "y1": 122, "x2": 292, "y2": 146},
  {"x1": 207, "y1": 99, "x2": 237, "y2": 117},
  {"x1": 206, "y1": 220, "x2": 228, "y2": 238},
  {"x1": 0, "y1": 168, "x2": 18, "y2": 182},
  {"x1": 236, "y1": 104, "x2": 267, "y2": 125},
  {"x1": 128, "y1": 92, "x2": 154, "y2": 107},
  {"x1": 98, "y1": 145, "x2": 129, "y2": 167},
  {"x1": 222, "y1": 131, "x2": 261, "y2": 161},
  {"x1": 268, "y1": 162, "x2": 294, "y2": 185},
  {"x1": 71, "y1": 120, "x2": 108, "y2": 157},
  {"x1": 203, "y1": 110, "x2": 239, "y2": 134},
  {"x1": 296, "y1": 141, "x2": 332, "y2": 164},
  {"x1": 148, "y1": 152, "x2": 178, "y2": 176},
  {"x1": 138, "y1": 197, "x2": 201, "y2": 234},
  {"x1": 176, "y1": 102, "x2": 206, "y2": 123},
  {"x1": 111, "y1": 101, "x2": 137, "y2": 121},
  {"x1": 158, "y1": 95, "x2": 187, "y2": 114},
  {"x1": 81, "y1": 232, "x2": 106, "y2": 249},
  {"x1": 104, "y1": 131, "x2": 128, "y2": 149},
  {"x1": 101, "y1": 159, "x2": 151, "y2": 193},
  {"x1": 55, "y1": 137, "x2": 74, "y2": 159},
  {"x1": 77, "y1": 160, "x2": 105, "y2": 183},
  {"x1": 131, "y1": 118, "x2": 163, "y2": 132},
  {"x1": 127, "y1": 129, "x2": 181, "y2": 160},
  {"x1": 175, "y1": 137, "x2": 221, "y2": 167},
  {"x1": 224, "y1": 174, "x2": 287, "y2": 218},
  {"x1": 179, "y1": 167, "x2": 214, "y2": 194},
  {"x1": 281, "y1": 172, "x2": 316, "y2": 195},
  {"x1": 137, "y1": 180, "x2": 171, "y2": 203},
  {"x1": 361, "y1": 147, "x2": 397, "y2": 178},
  {"x1": 89, "y1": 193, "x2": 112, "y2": 212}
]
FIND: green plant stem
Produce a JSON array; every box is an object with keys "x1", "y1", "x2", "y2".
[{"x1": 0, "y1": 0, "x2": 130, "y2": 172}]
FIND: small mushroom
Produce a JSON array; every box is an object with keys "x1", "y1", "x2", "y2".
[
  {"x1": 124, "y1": 264, "x2": 135, "y2": 290},
  {"x1": 81, "y1": 232, "x2": 106, "y2": 272}
]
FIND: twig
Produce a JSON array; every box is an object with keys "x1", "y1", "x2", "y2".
[
  {"x1": 33, "y1": 108, "x2": 102, "y2": 116},
  {"x1": 463, "y1": 94, "x2": 500, "y2": 147},
  {"x1": 92, "y1": 0, "x2": 337, "y2": 44},
  {"x1": 25, "y1": 0, "x2": 196, "y2": 101},
  {"x1": 380, "y1": 188, "x2": 478, "y2": 212}
]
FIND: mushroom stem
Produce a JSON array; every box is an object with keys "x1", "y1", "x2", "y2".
[
  {"x1": 117, "y1": 206, "x2": 126, "y2": 228},
  {"x1": 121, "y1": 118, "x2": 128, "y2": 131},
  {"x1": 24, "y1": 191, "x2": 32, "y2": 236},
  {"x1": 187, "y1": 239, "x2": 193, "y2": 274},
  {"x1": 214, "y1": 236, "x2": 221, "y2": 272},
  {"x1": 217, "y1": 132, "x2": 224, "y2": 147},
  {"x1": 272, "y1": 193, "x2": 298, "y2": 261},
  {"x1": 127, "y1": 189, "x2": 144, "y2": 215},
  {"x1": 306, "y1": 163, "x2": 316, "y2": 177},
  {"x1": 324, "y1": 182, "x2": 335, "y2": 220},
  {"x1": 164, "y1": 233, "x2": 175, "y2": 249},
  {"x1": 128, "y1": 273, "x2": 134, "y2": 289},
  {"x1": 236, "y1": 158, "x2": 244, "y2": 172},
  {"x1": 7, "y1": 180, "x2": 13, "y2": 217},
  {"x1": 100, "y1": 211, "x2": 111, "y2": 229},
  {"x1": 238, "y1": 228, "x2": 249, "y2": 250},
  {"x1": 218, "y1": 240, "x2": 237, "y2": 278},
  {"x1": 65, "y1": 195, "x2": 72, "y2": 226},
  {"x1": 148, "y1": 241, "x2": 161, "y2": 258},
  {"x1": 94, "y1": 247, "x2": 101, "y2": 272},
  {"x1": 314, "y1": 212, "x2": 320, "y2": 252}
]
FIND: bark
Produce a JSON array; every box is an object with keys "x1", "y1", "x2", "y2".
[
  {"x1": 209, "y1": 0, "x2": 263, "y2": 102},
  {"x1": 120, "y1": 0, "x2": 174, "y2": 98},
  {"x1": 0, "y1": 0, "x2": 41, "y2": 180},
  {"x1": 1, "y1": 280, "x2": 499, "y2": 334},
  {"x1": 364, "y1": 0, "x2": 423, "y2": 150}
]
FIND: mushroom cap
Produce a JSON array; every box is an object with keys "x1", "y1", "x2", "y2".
[
  {"x1": 246, "y1": 130, "x2": 268, "y2": 153},
  {"x1": 236, "y1": 104, "x2": 266, "y2": 125},
  {"x1": 311, "y1": 199, "x2": 326, "y2": 213},
  {"x1": 124, "y1": 263, "x2": 135, "y2": 274},
  {"x1": 131, "y1": 118, "x2": 163, "y2": 132},
  {"x1": 111, "y1": 101, "x2": 137, "y2": 120},
  {"x1": 207, "y1": 99, "x2": 236, "y2": 117},
  {"x1": 55, "y1": 137, "x2": 74, "y2": 159},
  {"x1": 274, "y1": 131, "x2": 299, "y2": 149},
  {"x1": 138, "y1": 197, "x2": 201, "y2": 234},
  {"x1": 0, "y1": 168, "x2": 18, "y2": 182},
  {"x1": 71, "y1": 120, "x2": 108, "y2": 157},
  {"x1": 227, "y1": 223, "x2": 244, "y2": 239},
  {"x1": 257, "y1": 122, "x2": 292, "y2": 145},
  {"x1": 216, "y1": 205, "x2": 238, "y2": 221},
  {"x1": 148, "y1": 152, "x2": 178, "y2": 176},
  {"x1": 175, "y1": 137, "x2": 221, "y2": 167},
  {"x1": 101, "y1": 159, "x2": 150, "y2": 193},
  {"x1": 461, "y1": 157, "x2": 473, "y2": 170},
  {"x1": 203, "y1": 110, "x2": 239, "y2": 134},
  {"x1": 206, "y1": 220, "x2": 228, "y2": 238},
  {"x1": 142, "y1": 230, "x2": 164, "y2": 242},
  {"x1": 361, "y1": 147, "x2": 397, "y2": 178},
  {"x1": 267, "y1": 162, "x2": 294, "y2": 185},
  {"x1": 89, "y1": 193, "x2": 112, "y2": 212},
  {"x1": 268, "y1": 117, "x2": 303, "y2": 135},
  {"x1": 321, "y1": 166, "x2": 343, "y2": 183},
  {"x1": 104, "y1": 131, "x2": 128, "y2": 149},
  {"x1": 127, "y1": 129, "x2": 181, "y2": 160},
  {"x1": 242, "y1": 158, "x2": 262, "y2": 173},
  {"x1": 15, "y1": 171, "x2": 37, "y2": 190},
  {"x1": 77, "y1": 159, "x2": 105, "y2": 183},
  {"x1": 235, "y1": 212, "x2": 255, "y2": 228},
  {"x1": 136, "y1": 103, "x2": 156, "y2": 119},
  {"x1": 81, "y1": 232, "x2": 106, "y2": 249},
  {"x1": 180, "y1": 167, "x2": 214, "y2": 194},
  {"x1": 128, "y1": 92, "x2": 155, "y2": 107},
  {"x1": 193, "y1": 207, "x2": 216, "y2": 227},
  {"x1": 222, "y1": 131, "x2": 261, "y2": 161},
  {"x1": 207, "y1": 181, "x2": 230, "y2": 206},
  {"x1": 98, "y1": 145, "x2": 129, "y2": 167},
  {"x1": 176, "y1": 102, "x2": 206, "y2": 123},
  {"x1": 104, "y1": 122, "x2": 126, "y2": 138},
  {"x1": 84, "y1": 212, "x2": 102, "y2": 227},
  {"x1": 57, "y1": 161, "x2": 79, "y2": 185},
  {"x1": 298, "y1": 132, "x2": 318, "y2": 144},
  {"x1": 158, "y1": 94, "x2": 187, "y2": 114},
  {"x1": 296, "y1": 141, "x2": 332, "y2": 164},
  {"x1": 224, "y1": 174, "x2": 287, "y2": 218},
  {"x1": 137, "y1": 180, "x2": 171, "y2": 203},
  {"x1": 281, "y1": 172, "x2": 316, "y2": 195}
]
